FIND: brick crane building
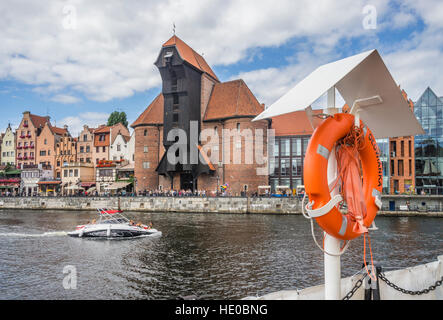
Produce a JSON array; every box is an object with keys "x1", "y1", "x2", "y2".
[{"x1": 132, "y1": 35, "x2": 269, "y2": 195}]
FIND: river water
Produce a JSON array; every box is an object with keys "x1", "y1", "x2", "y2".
[{"x1": 0, "y1": 209, "x2": 441, "y2": 300}]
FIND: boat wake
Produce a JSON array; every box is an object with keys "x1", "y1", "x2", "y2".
[{"x1": 0, "y1": 231, "x2": 68, "y2": 238}]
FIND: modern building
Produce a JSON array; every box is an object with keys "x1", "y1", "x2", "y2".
[
  {"x1": 16, "y1": 111, "x2": 50, "y2": 169},
  {"x1": 269, "y1": 110, "x2": 324, "y2": 194},
  {"x1": 54, "y1": 133, "x2": 77, "y2": 179},
  {"x1": 413, "y1": 87, "x2": 443, "y2": 195},
  {"x1": 388, "y1": 89, "x2": 416, "y2": 194},
  {"x1": 131, "y1": 35, "x2": 269, "y2": 195},
  {"x1": 1, "y1": 124, "x2": 16, "y2": 166},
  {"x1": 77, "y1": 125, "x2": 95, "y2": 165}
]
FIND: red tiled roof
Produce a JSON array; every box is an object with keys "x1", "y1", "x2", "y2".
[
  {"x1": 49, "y1": 125, "x2": 68, "y2": 136},
  {"x1": 29, "y1": 114, "x2": 50, "y2": 129},
  {"x1": 131, "y1": 94, "x2": 164, "y2": 127},
  {"x1": 203, "y1": 79, "x2": 264, "y2": 121},
  {"x1": 162, "y1": 35, "x2": 219, "y2": 82},
  {"x1": 271, "y1": 110, "x2": 324, "y2": 136}
]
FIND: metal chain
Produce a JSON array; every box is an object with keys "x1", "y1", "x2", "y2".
[
  {"x1": 342, "y1": 273, "x2": 367, "y2": 300},
  {"x1": 378, "y1": 272, "x2": 443, "y2": 296}
]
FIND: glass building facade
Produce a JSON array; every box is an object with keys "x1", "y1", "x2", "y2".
[
  {"x1": 376, "y1": 138, "x2": 391, "y2": 194},
  {"x1": 414, "y1": 87, "x2": 443, "y2": 195},
  {"x1": 270, "y1": 136, "x2": 310, "y2": 193}
]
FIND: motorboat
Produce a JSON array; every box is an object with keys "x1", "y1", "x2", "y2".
[{"x1": 67, "y1": 208, "x2": 161, "y2": 239}]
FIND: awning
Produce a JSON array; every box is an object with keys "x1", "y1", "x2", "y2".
[
  {"x1": 65, "y1": 185, "x2": 84, "y2": 190},
  {"x1": 80, "y1": 182, "x2": 96, "y2": 188},
  {"x1": 87, "y1": 186, "x2": 96, "y2": 193},
  {"x1": 37, "y1": 181, "x2": 62, "y2": 185},
  {"x1": 104, "y1": 181, "x2": 131, "y2": 190}
]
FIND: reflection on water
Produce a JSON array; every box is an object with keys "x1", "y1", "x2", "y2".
[{"x1": 0, "y1": 209, "x2": 441, "y2": 299}]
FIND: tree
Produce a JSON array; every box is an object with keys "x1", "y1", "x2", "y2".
[{"x1": 107, "y1": 111, "x2": 128, "y2": 127}]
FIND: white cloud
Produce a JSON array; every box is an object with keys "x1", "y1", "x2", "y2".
[
  {"x1": 0, "y1": 0, "x2": 441, "y2": 107},
  {"x1": 58, "y1": 111, "x2": 109, "y2": 136},
  {"x1": 0, "y1": 0, "x2": 390, "y2": 103},
  {"x1": 50, "y1": 94, "x2": 81, "y2": 104}
]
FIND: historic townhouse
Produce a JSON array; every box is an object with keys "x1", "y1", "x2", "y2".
[
  {"x1": 36, "y1": 122, "x2": 68, "y2": 174},
  {"x1": 54, "y1": 133, "x2": 77, "y2": 179},
  {"x1": 77, "y1": 125, "x2": 95, "y2": 165},
  {"x1": 132, "y1": 35, "x2": 269, "y2": 195},
  {"x1": 1, "y1": 124, "x2": 16, "y2": 166},
  {"x1": 110, "y1": 131, "x2": 133, "y2": 163},
  {"x1": 92, "y1": 123, "x2": 130, "y2": 166},
  {"x1": 16, "y1": 111, "x2": 50, "y2": 169}
]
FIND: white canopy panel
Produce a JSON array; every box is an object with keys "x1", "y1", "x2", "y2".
[{"x1": 253, "y1": 49, "x2": 424, "y2": 139}]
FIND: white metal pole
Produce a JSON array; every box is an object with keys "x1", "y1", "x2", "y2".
[{"x1": 324, "y1": 86, "x2": 342, "y2": 300}]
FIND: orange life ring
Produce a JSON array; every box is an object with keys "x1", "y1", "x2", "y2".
[{"x1": 303, "y1": 113, "x2": 382, "y2": 240}]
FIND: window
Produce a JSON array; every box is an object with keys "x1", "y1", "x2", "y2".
[
  {"x1": 144, "y1": 129, "x2": 147, "y2": 136},
  {"x1": 292, "y1": 139, "x2": 302, "y2": 156},
  {"x1": 237, "y1": 123, "x2": 240, "y2": 131},
  {"x1": 408, "y1": 140, "x2": 412, "y2": 157},
  {"x1": 99, "y1": 135, "x2": 106, "y2": 142},
  {"x1": 96, "y1": 147, "x2": 99, "y2": 153},
  {"x1": 409, "y1": 159, "x2": 412, "y2": 176},
  {"x1": 401, "y1": 141, "x2": 404, "y2": 157},
  {"x1": 86, "y1": 146, "x2": 90, "y2": 153},
  {"x1": 281, "y1": 139, "x2": 290, "y2": 156},
  {"x1": 44, "y1": 139, "x2": 47, "y2": 145},
  {"x1": 143, "y1": 162, "x2": 150, "y2": 169},
  {"x1": 64, "y1": 170, "x2": 68, "y2": 178},
  {"x1": 74, "y1": 169, "x2": 78, "y2": 177},
  {"x1": 117, "y1": 144, "x2": 121, "y2": 152},
  {"x1": 102, "y1": 146, "x2": 106, "y2": 153},
  {"x1": 398, "y1": 160, "x2": 404, "y2": 176},
  {"x1": 48, "y1": 150, "x2": 50, "y2": 156},
  {"x1": 173, "y1": 113, "x2": 179, "y2": 123},
  {"x1": 83, "y1": 134, "x2": 88, "y2": 142},
  {"x1": 80, "y1": 146, "x2": 84, "y2": 153},
  {"x1": 144, "y1": 146, "x2": 148, "y2": 153}
]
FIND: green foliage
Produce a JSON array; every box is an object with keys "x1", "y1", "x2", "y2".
[{"x1": 107, "y1": 111, "x2": 128, "y2": 127}]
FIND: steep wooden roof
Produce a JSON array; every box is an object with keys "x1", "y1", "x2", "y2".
[
  {"x1": 162, "y1": 35, "x2": 219, "y2": 82},
  {"x1": 130, "y1": 93, "x2": 164, "y2": 128},
  {"x1": 203, "y1": 79, "x2": 264, "y2": 122}
]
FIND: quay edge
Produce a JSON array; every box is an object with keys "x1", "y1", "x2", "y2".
[{"x1": 0, "y1": 195, "x2": 442, "y2": 216}]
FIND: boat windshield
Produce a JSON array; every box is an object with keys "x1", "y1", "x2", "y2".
[
  {"x1": 101, "y1": 218, "x2": 127, "y2": 224},
  {"x1": 96, "y1": 208, "x2": 130, "y2": 224}
]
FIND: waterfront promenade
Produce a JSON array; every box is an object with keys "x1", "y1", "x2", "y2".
[{"x1": 0, "y1": 195, "x2": 442, "y2": 216}]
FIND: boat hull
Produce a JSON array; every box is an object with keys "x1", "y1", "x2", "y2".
[{"x1": 67, "y1": 224, "x2": 161, "y2": 239}]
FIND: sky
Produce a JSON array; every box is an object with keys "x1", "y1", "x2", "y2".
[{"x1": 0, "y1": 0, "x2": 442, "y2": 136}]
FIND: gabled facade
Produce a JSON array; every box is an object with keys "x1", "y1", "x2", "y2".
[
  {"x1": 54, "y1": 132, "x2": 77, "y2": 179},
  {"x1": 16, "y1": 111, "x2": 50, "y2": 169},
  {"x1": 36, "y1": 122, "x2": 68, "y2": 174},
  {"x1": 77, "y1": 125, "x2": 95, "y2": 165},
  {"x1": 92, "y1": 123, "x2": 130, "y2": 166},
  {"x1": 1, "y1": 124, "x2": 16, "y2": 166},
  {"x1": 110, "y1": 131, "x2": 132, "y2": 162}
]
